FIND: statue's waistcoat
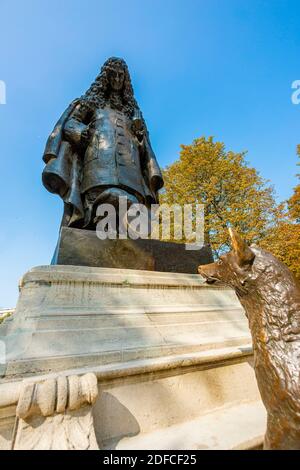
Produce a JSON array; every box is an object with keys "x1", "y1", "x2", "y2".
[{"x1": 81, "y1": 107, "x2": 145, "y2": 196}]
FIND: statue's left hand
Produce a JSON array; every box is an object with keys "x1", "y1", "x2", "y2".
[{"x1": 132, "y1": 119, "x2": 145, "y2": 143}]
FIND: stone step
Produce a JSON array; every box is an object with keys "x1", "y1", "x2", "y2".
[{"x1": 109, "y1": 401, "x2": 266, "y2": 450}]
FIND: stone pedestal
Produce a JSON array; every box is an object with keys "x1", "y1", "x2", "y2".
[
  {"x1": 52, "y1": 227, "x2": 214, "y2": 273},
  {"x1": 0, "y1": 265, "x2": 266, "y2": 450}
]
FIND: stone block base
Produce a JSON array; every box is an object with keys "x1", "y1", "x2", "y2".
[
  {"x1": 0, "y1": 265, "x2": 266, "y2": 449},
  {"x1": 52, "y1": 227, "x2": 214, "y2": 273}
]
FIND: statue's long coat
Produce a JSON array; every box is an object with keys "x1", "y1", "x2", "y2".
[{"x1": 42, "y1": 99, "x2": 163, "y2": 227}]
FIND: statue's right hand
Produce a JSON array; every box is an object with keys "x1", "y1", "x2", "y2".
[
  {"x1": 63, "y1": 126, "x2": 75, "y2": 143},
  {"x1": 63, "y1": 120, "x2": 90, "y2": 149}
]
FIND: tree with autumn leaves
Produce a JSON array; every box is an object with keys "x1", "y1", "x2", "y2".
[
  {"x1": 260, "y1": 147, "x2": 300, "y2": 279},
  {"x1": 161, "y1": 136, "x2": 300, "y2": 279},
  {"x1": 287, "y1": 145, "x2": 300, "y2": 223}
]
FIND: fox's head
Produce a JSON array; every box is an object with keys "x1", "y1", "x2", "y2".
[
  {"x1": 199, "y1": 229, "x2": 300, "y2": 340},
  {"x1": 198, "y1": 228, "x2": 257, "y2": 296}
]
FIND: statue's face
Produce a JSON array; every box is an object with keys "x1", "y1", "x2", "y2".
[{"x1": 108, "y1": 67, "x2": 125, "y2": 92}]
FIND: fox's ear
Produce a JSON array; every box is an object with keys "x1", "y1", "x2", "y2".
[{"x1": 228, "y1": 228, "x2": 255, "y2": 267}]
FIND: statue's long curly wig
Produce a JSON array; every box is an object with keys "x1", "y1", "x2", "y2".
[{"x1": 82, "y1": 57, "x2": 140, "y2": 118}]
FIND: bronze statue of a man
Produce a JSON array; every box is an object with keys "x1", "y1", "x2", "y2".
[{"x1": 42, "y1": 57, "x2": 164, "y2": 229}]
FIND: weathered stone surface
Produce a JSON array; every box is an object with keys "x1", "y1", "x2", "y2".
[
  {"x1": 13, "y1": 373, "x2": 99, "y2": 450},
  {"x1": 0, "y1": 351, "x2": 266, "y2": 450},
  {"x1": 108, "y1": 400, "x2": 266, "y2": 450},
  {"x1": 52, "y1": 227, "x2": 214, "y2": 273},
  {"x1": 2, "y1": 265, "x2": 248, "y2": 376},
  {"x1": 0, "y1": 265, "x2": 266, "y2": 450},
  {"x1": 16, "y1": 373, "x2": 98, "y2": 419}
]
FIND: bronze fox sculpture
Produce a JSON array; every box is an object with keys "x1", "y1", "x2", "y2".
[{"x1": 198, "y1": 228, "x2": 300, "y2": 450}]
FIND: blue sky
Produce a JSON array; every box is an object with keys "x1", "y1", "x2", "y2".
[{"x1": 1, "y1": 0, "x2": 300, "y2": 306}]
